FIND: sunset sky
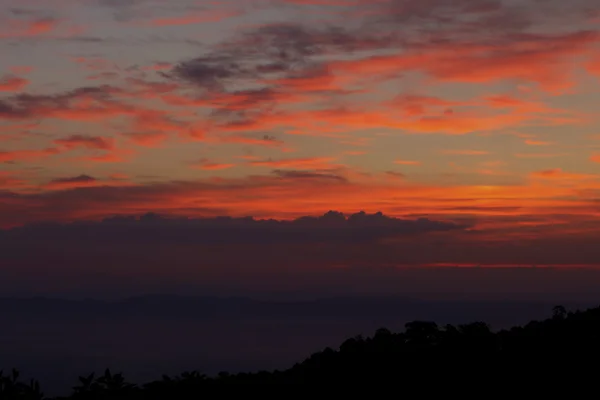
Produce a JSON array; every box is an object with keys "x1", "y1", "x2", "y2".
[{"x1": 2, "y1": 0, "x2": 600, "y2": 297}]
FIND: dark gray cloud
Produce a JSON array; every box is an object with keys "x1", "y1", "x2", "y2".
[
  {"x1": 96, "y1": 0, "x2": 148, "y2": 22},
  {"x1": 0, "y1": 178, "x2": 600, "y2": 298},
  {"x1": 0, "y1": 211, "x2": 467, "y2": 245},
  {"x1": 385, "y1": 171, "x2": 406, "y2": 179},
  {"x1": 48, "y1": 175, "x2": 96, "y2": 185},
  {"x1": 0, "y1": 100, "x2": 29, "y2": 120},
  {"x1": 167, "y1": 20, "x2": 399, "y2": 95},
  {"x1": 168, "y1": 56, "x2": 249, "y2": 91},
  {"x1": 272, "y1": 169, "x2": 348, "y2": 182},
  {"x1": 0, "y1": 85, "x2": 124, "y2": 120},
  {"x1": 160, "y1": 0, "x2": 600, "y2": 134}
]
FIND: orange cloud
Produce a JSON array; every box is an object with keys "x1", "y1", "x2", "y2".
[
  {"x1": 43, "y1": 174, "x2": 133, "y2": 190},
  {"x1": 329, "y1": 30, "x2": 599, "y2": 91},
  {"x1": 127, "y1": 112, "x2": 204, "y2": 143},
  {"x1": 0, "y1": 18, "x2": 77, "y2": 39},
  {"x1": 265, "y1": 68, "x2": 346, "y2": 92},
  {"x1": 125, "y1": 132, "x2": 170, "y2": 148},
  {"x1": 441, "y1": 150, "x2": 490, "y2": 156},
  {"x1": 212, "y1": 134, "x2": 285, "y2": 148},
  {"x1": 24, "y1": 19, "x2": 57, "y2": 36},
  {"x1": 586, "y1": 56, "x2": 600, "y2": 77},
  {"x1": 191, "y1": 159, "x2": 236, "y2": 171},
  {"x1": 2, "y1": 0, "x2": 600, "y2": 242},
  {"x1": 394, "y1": 160, "x2": 421, "y2": 165},
  {"x1": 530, "y1": 169, "x2": 598, "y2": 181},
  {"x1": 525, "y1": 139, "x2": 553, "y2": 146},
  {"x1": 43, "y1": 175, "x2": 99, "y2": 190},
  {"x1": 215, "y1": 94, "x2": 569, "y2": 137},
  {"x1": 109, "y1": 173, "x2": 130, "y2": 181},
  {"x1": 0, "y1": 148, "x2": 60, "y2": 162},
  {"x1": 1, "y1": 91, "x2": 142, "y2": 122},
  {"x1": 514, "y1": 153, "x2": 570, "y2": 159},
  {"x1": 54, "y1": 135, "x2": 116, "y2": 151},
  {"x1": 390, "y1": 95, "x2": 464, "y2": 117},
  {"x1": 0, "y1": 75, "x2": 29, "y2": 92},
  {"x1": 0, "y1": 172, "x2": 28, "y2": 190},
  {"x1": 141, "y1": 63, "x2": 173, "y2": 71},
  {"x1": 75, "y1": 150, "x2": 134, "y2": 164},
  {"x1": 1, "y1": 170, "x2": 599, "y2": 231},
  {"x1": 249, "y1": 157, "x2": 337, "y2": 168},
  {"x1": 70, "y1": 57, "x2": 115, "y2": 71}
]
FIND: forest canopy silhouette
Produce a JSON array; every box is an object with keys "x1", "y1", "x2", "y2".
[{"x1": 3, "y1": 304, "x2": 600, "y2": 398}]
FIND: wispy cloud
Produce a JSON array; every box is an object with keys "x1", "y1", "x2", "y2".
[{"x1": 1, "y1": 0, "x2": 600, "y2": 280}]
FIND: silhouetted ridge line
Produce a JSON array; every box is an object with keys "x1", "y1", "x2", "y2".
[{"x1": 4, "y1": 304, "x2": 600, "y2": 397}]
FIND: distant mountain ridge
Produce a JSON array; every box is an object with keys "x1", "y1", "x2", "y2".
[
  {"x1": 2, "y1": 294, "x2": 599, "y2": 396},
  {"x1": 0, "y1": 294, "x2": 594, "y2": 325}
]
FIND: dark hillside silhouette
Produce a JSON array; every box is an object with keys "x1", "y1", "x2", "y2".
[
  {"x1": 6, "y1": 295, "x2": 590, "y2": 396},
  {"x1": 3, "y1": 304, "x2": 600, "y2": 397}
]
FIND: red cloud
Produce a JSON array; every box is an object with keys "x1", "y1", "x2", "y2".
[
  {"x1": 43, "y1": 174, "x2": 133, "y2": 190},
  {"x1": 54, "y1": 135, "x2": 116, "y2": 150},
  {"x1": 0, "y1": 148, "x2": 60, "y2": 162},
  {"x1": 329, "y1": 30, "x2": 599, "y2": 91},
  {"x1": 211, "y1": 135, "x2": 285, "y2": 148},
  {"x1": 44, "y1": 175, "x2": 99, "y2": 190},
  {"x1": 249, "y1": 157, "x2": 338, "y2": 168},
  {"x1": 530, "y1": 169, "x2": 597, "y2": 181},
  {"x1": 71, "y1": 57, "x2": 115, "y2": 71},
  {"x1": 145, "y1": 9, "x2": 241, "y2": 27},
  {"x1": 587, "y1": 56, "x2": 600, "y2": 77},
  {"x1": 0, "y1": 75, "x2": 29, "y2": 92},
  {"x1": 265, "y1": 68, "x2": 346, "y2": 92},
  {"x1": 216, "y1": 96, "x2": 570, "y2": 137},
  {"x1": 0, "y1": 18, "x2": 79, "y2": 39},
  {"x1": 515, "y1": 153, "x2": 570, "y2": 159},
  {"x1": 141, "y1": 63, "x2": 173, "y2": 71},
  {"x1": 109, "y1": 173, "x2": 130, "y2": 181},
  {"x1": 2, "y1": 18, "x2": 55, "y2": 37},
  {"x1": 0, "y1": 172, "x2": 28, "y2": 190},
  {"x1": 0, "y1": 84, "x2": 175, "y2": 125},
  {"x1": 24, "y1": 19, "x2": 57, "y2": 36},
  {"x1": 51, "y1": 134, "x2": 133, "y2": 164},
  {"x1": 124, "y1": 132, "x2": 170, "y2": 148},
  {"x1": 127, "y1": 113, "x2": 194, "y2": 144},
  {"x1": 72, "y1": 149, "x2": 135, "y2": 164},
  {"x1": 0, "y1": 171, "x2": 598, "y2": 232},
  {"x1": 191, "y1": 159, "x2": 236, "y2": 171}
]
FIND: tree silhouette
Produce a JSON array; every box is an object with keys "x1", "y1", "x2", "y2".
[
  {"x1": 552, "y1": 305, "x2": 567, "y2": 320},
  {"x1": 0, "y1": 369, "x2": 44, "y2": 400},
  {"x1": 5, "y1": 304, "x2": 600, "y2": 398}
]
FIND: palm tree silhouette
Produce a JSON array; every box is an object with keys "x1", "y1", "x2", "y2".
[{"x1": 0, "y1": 369, "x2": 44, "y2": 400}]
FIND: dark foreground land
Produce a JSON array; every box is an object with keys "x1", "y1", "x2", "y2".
[{"x1": 2, "y1": 304, "x2": 599, "y2": 398}]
